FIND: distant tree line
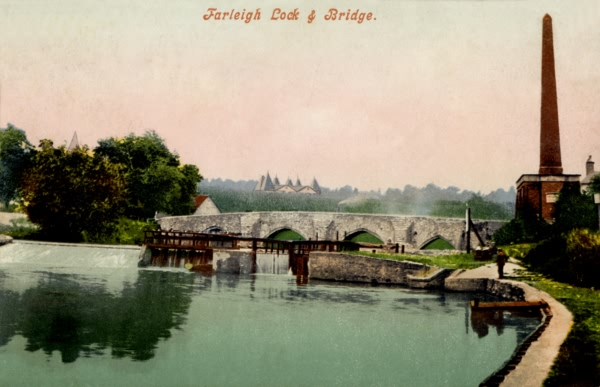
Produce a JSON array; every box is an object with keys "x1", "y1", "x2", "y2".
[
  {"x1": 201, "y1": 180, "x2": 515, "y2": 220},
  {"x1": 0, "y1": 125, "x2": 202, "y2": 243}
]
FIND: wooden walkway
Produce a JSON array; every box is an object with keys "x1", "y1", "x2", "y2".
[{"x1": 143, "y1": 230, "x2": 359, "y2": 253}]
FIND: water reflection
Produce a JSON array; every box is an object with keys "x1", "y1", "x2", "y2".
[
  {"x1": 0, "y1": 268, "x2": 543, "y2": 372},
  {"x1": 0, "y1": 270, "x2": 194, "y2": 363},
  {"x1": 0, "y1": 267, "x2": 545, "y2": 387},
  {"x1": 471, "y1": 308, "x2": 542, "y2": 342}
]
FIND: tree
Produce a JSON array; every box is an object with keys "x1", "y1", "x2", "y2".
[
  {"x1": 20, "y1": 140, "x2": 126, "y2": 242},
  {"x1": 589, "y1": 174, "x2": 600, "y2": 194},
  {"x1": 0, "y1": 124, "x2": 33, "y2": 209},
  {"x1": 94, "y1": 131, "x2": 202, "y2": 219},
  {"x1": 553, "y1": 185, "x2": 598, "y2": 234},
  {"x1": 493, "y1": 203, "x2": 551, "y2": 245}
]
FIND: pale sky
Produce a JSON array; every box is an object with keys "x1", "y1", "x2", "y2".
[{"x1": 1, "y1": 0, "x2": 599, "y2": 193}]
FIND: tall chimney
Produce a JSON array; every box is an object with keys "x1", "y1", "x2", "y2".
[{"x1": 539, "y1": 14, "x2": 563, "y2": 175}]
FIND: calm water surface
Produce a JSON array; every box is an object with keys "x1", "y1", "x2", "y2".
[{"x1": 0, "y1": 245, "x2": 541, "y2": 387}]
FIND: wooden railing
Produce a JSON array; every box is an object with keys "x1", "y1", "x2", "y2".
[{"x1": 142, "y1": 230, "x2": 359, "y2": 254}]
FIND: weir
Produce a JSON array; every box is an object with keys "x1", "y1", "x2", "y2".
[
  {"x1": 255, "y1": 253, "x2": 289, "y2": 274},
  {"x1": 0, "y1": 240, "x2": 140, "y2": 268}
]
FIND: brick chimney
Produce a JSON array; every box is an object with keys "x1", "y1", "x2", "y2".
[
  {"x1": 539, "y1": 14, "x2": 563, "y2": 175},
  {"x1": 515, "y1": 14, "x2": 581, "y2": 222}
]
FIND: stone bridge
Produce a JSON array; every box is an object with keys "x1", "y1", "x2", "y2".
[{"x1": 157, "y1": 212, "x2": 505, "y2": 250}]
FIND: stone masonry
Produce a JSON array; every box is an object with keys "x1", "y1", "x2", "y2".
[{"x1": 158, "y1": 212, "x2": 505, "y2": 250}]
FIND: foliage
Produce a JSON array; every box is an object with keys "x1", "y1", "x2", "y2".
[
  {"x1": 88, "y1": 218, "x2": 157, "y2": 245},
  {"x1": 94, "y1": 131, "x2": 202, "y2": 219},
  {"x1": 267, "y1": 229, "x2": 305, "y2": 241},
  {"x1": 201, "y1": 187, "x2": 340, "y2": 213},
  {"x1": 200, "y1": 178, "x2": 261, "y2": 192},
  {"x1": 431, "y1": 195, "x2": 512, "y2": 220},
  {"x1": 520, "y1": 236, "x2": 566, "y2": 279},
  {"x1": 498, "y1": 243, "x2": 536, "y2": 260},
  {"x1": 422, "y1": 237, "x2": 455, "y2": 250},
  {"x1": 202, "y1": 186, "x2": 513, "y2": 220},
  {"x1": 354, "y1": 251, "x2": 488, "y2": 270},
  {"x1": 0, "y1": 217, "x2": 39, "y2": 239},
  {"x1": 503, "y1": 185, "x2": 600, "y2": 287},
  {"x1": 521, "y1": 229, "x2": 600, "y2": 288},
  {"x1": 0, "y1": 203, "x2": 19, "y2": 212},
  {"x1": 341, "y1": 198, "x2": 384, "y2": 214},
  {"x1": 589, "y1": 174, "x2": 600, "y2": 194},
  {"x1": 346, "y1": 231, "x2": 383, "y2": 244},
  {"x1": 0, "y1": 124, "x2": 33, "y2": 208},
  {"x1": 513, "y1": 271, "x2": 600, "y2": 387},
  {"x1": 553, "y1": 185, "x2": 598, "y2": 234},
  {"x1": 493, "y1": 206, "x2": 551, "y2": 245},
  {"x1": 564, "y1": 229, "x2": 600, "y2": 287},
  {"x1": 19, "y1": 140, "x2": 127, "y2": 242}
]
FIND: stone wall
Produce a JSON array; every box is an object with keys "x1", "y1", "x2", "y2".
[
  {"x1": 308, "y1": 252, "x2": 439, "y2": 286},
  {"x1": 445, "y1": 276, "x2": 527, "y2": 301},
  {"x1": 158, "y1": 212, "x2": 505, "y2": 251}
]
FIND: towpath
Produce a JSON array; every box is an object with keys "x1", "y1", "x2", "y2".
[{"x1": 450, "y1": 259, "x2": 573, "y2": 387}]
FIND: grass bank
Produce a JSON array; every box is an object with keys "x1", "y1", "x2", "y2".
[
  {"x1": 512, "y1": 270, "x2": 600, "y2": 386},
  {"x1": 353, "y1": 250, "x2": 490, "y2": 270},
  {"x1": 499, "y1": 243, "x2": 600, "y2": 386}
]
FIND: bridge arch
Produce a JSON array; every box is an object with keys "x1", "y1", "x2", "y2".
[
  {"x1": 266, "y1": 227, "x2": 306, "y2": 241},
  {"x1": 202, "y1": 225, "x2": 225, "y2": 233},
  {"x1": 419, "y1": 235, "x2": 455, "y2": 250},
  {"x1": 344, "y1": 229, "x2": 384, "y2": 244}
]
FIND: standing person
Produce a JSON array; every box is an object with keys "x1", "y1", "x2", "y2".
[{"x1": 496, "y1": 249, "x2": 507, "y2": 279}]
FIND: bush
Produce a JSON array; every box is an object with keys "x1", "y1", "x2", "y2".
[
  {"x1": 523, "y1": 229, "x2": 600, "y2": 288},
  {"x1": 565, "y1": 229, "x2": 600, "y2": 287},
  {"x1": 553, "y1": 186, "x2": 598, "y2": 234},
  {"x1": 83, "y1": 218, "x2": 157, "y2": 245},
  {"x1": 522, "y1": 236, "x2": 567, "y2": 279},
  {"x1": 0, "y1": 217, "x2": 40, "y2": 239},
  {"x1": 493, "y1": 215, "x2": 551, "y2": 245}
]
